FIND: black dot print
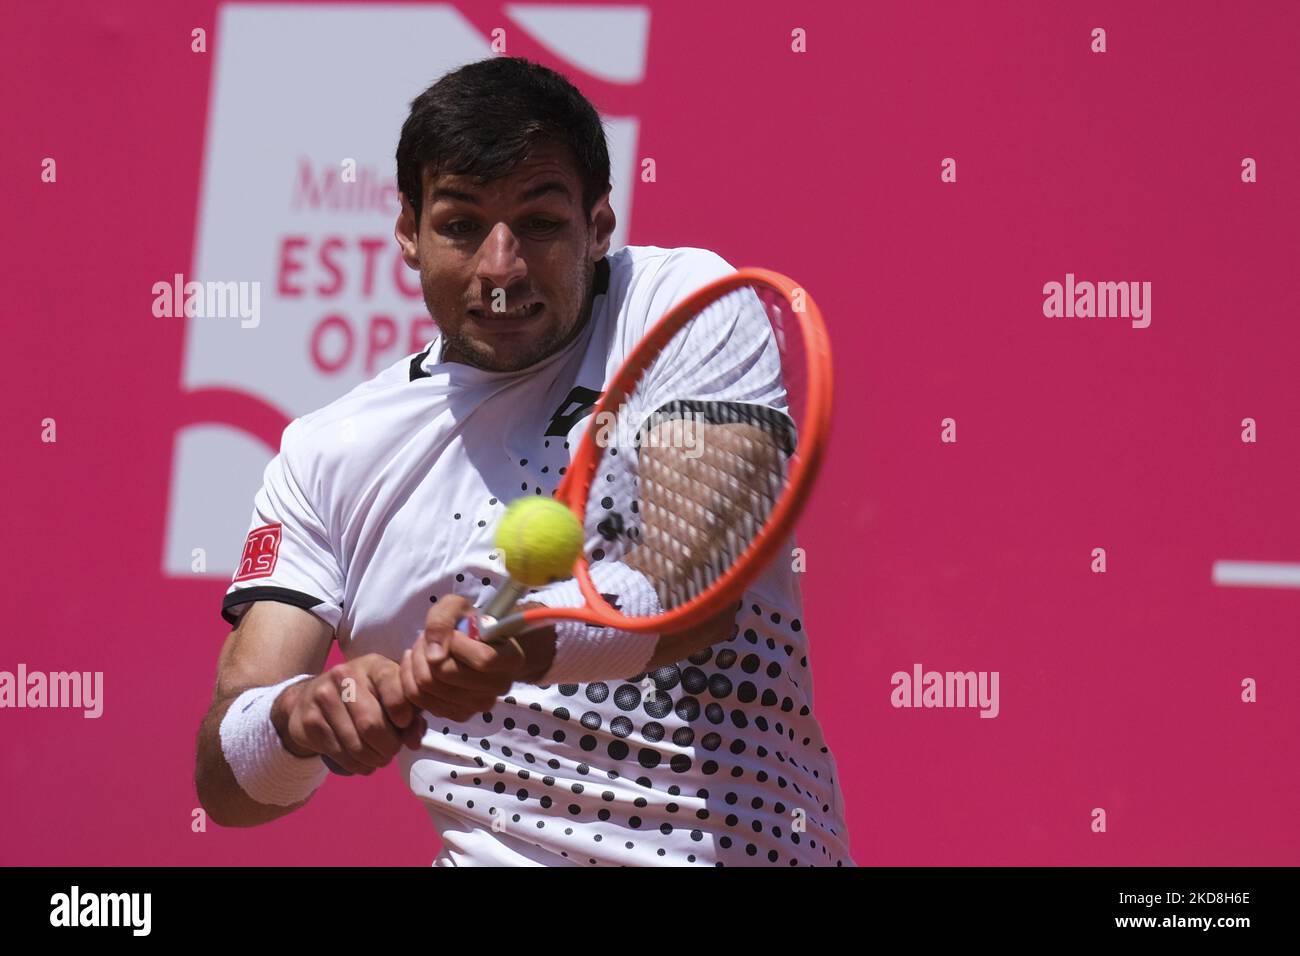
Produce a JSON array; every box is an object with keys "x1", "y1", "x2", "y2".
[
  {"x1": 613, "y1": 684, "x2": 641, "y2": 710},
  {"x1": 681, "y1": 668, "x2": 707, "y2": 694},
  {"x1": 687, "y1": 647, "x2": 712, "y2": 665},
  {"x1": 417, "y1": 572, "x2": 835, "y2": 866},
  {"x1": 643, "y1": 694, "x2": 672, "y2": 719},
  {"x1": 596, "y1": 512, "x2": 623, "y2": 540}
]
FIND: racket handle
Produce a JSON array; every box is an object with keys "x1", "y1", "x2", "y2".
[{"x1": 483, "y1": 579, "x2": 529, "y2": 621}]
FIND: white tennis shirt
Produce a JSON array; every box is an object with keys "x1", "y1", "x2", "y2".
[{"x1": 224, "y1": 244, "x2": 853, "y2": 866}]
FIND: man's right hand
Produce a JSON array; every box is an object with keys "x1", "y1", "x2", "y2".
[{"x1": 269, "y1": 654, "x2": 427, "y2": 776}]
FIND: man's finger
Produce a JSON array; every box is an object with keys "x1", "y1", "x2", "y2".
[
  {"x1": 402, "y1": 647, "x2": 458, "y2": 714},
  {"x1": 417, "y1": 687, "x2": 493, "y2": 724},
  {"x1": 400, "y1": 715, "x2": 428, "y2": 749},
  {"x1": 374, "y1": 662, "x2": 418, "y2": 731},
  {"x1": 422, "y1": 595, "x2": 476, "y2": 635},
  {"x1": 441, "y1": 631, "x2": 525, "y2": 675},
  {"x1": 318, "y1": 694, "x2": 387, "y2": 771},
  {"x1": 426, "y1": 650, "x2": 518, "y2": 695}
]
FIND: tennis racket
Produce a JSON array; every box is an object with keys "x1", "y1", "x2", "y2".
[{"x1": 323, "y1": 266, "x2": 832, "y2": 775}]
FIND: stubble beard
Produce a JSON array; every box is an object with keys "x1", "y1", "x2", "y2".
[{"x1": 428, "y1": 258, "x2": 596, "y2": 373}]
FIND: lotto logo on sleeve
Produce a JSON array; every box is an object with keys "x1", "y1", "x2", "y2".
[{"x1": 234, "y1": 523, "x2": 282, "y2": 581}]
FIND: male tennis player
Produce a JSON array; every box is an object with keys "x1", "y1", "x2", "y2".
[{"x1": 195, "y1": 57, "x2": 852, "y2": 866}]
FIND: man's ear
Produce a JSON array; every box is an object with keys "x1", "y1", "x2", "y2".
[
  {"x1": 587, "y1": 190, "x2": 616, "y2": 261},
  {"x1": 395, "y1": 193, "x2": 420, "y2": 269}
]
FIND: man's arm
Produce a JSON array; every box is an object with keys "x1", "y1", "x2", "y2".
[
  {"x1": 510, "y1": 599, "x2": 737, "y2": 683},
  {"x1": 194, "y1": 601, "x2": 333, "y2": 827},
  {"x1": 508, "y1": 414, "x2": 778, "y2": 683}
]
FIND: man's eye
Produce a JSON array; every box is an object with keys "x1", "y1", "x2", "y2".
[
  {"x1": 528, "y1": 218, "x2": 561, "y2": 233},
  {"x1": 443, "y1": 221, "x2": 477, "y2": 236}
]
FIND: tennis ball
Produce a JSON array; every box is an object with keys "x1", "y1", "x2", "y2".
[{"x1": 495, "y1": 497, "x2": 584, "y2": 586}]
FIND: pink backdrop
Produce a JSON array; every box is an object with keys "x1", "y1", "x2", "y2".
[{"x1": 3, "y1": 0, "x2": 1297, "y2": 865}]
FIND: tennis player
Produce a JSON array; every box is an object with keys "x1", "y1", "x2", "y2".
[{"x1": 194, "y1": 56, "x2": 852, "y2": 866}]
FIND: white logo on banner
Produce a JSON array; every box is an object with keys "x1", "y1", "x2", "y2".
[{"x1": 164, "y1": 4, "x2": 648, "y2": 576}]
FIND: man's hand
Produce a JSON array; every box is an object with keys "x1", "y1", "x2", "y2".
[
  {"x1": 400, "y1": 595, "x2": 529, "y2": 722},
  {"x1": 269, "y1": 654, "x2": 426, "y2": 776}
]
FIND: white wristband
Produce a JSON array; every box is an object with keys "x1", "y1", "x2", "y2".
[
  {"x1": 527, "y1": 561, "x2": 663, "y2": 684},
  {"x1": 219, "y1": 674, "x2": 328, "y2": 806}
]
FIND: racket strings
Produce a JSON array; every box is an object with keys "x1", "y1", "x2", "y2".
[{"x1": 585, "y1": 284, "x2": 803, "y2": 615}]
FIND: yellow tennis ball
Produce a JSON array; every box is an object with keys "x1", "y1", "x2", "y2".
[{"x1": 495, "y1": 497, "x2": 584, "y2": 586}]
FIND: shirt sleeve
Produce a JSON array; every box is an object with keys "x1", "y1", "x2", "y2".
[
  {"x1": 632, "y1": 248, "x2": 791, "y2": 436},
  {"x1": 221, "y1": 417, "x2": 345, "y2": 631}
]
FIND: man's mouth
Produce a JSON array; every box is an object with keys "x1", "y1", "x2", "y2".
[{"x1": 469, "y1": 302, "x2": 544, "y2": 322}]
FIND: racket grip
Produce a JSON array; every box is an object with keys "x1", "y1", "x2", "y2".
[{"x1": 322, "y1": 612, "x2": 484, "y2": 775}]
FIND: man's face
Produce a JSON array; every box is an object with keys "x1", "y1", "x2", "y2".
[{"x1": 396, "y1": 140, "x2": 615, "y2": 372}]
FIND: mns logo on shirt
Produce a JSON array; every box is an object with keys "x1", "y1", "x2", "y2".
[
  {"x1": 545, "y1": 386, "x2": 604, "y2": 438},
  {"x1": 234, "y1": 522, "x2": 282, "y2": 582}
]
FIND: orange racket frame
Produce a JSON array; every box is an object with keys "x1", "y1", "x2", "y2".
[{"x1": 478, "y1": 267, "x2": 833, "y2": 642}]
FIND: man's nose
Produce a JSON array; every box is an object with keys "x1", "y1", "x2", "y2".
[{"x1": 475, "y1": 222, "x2": 527, "y2": 290}]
